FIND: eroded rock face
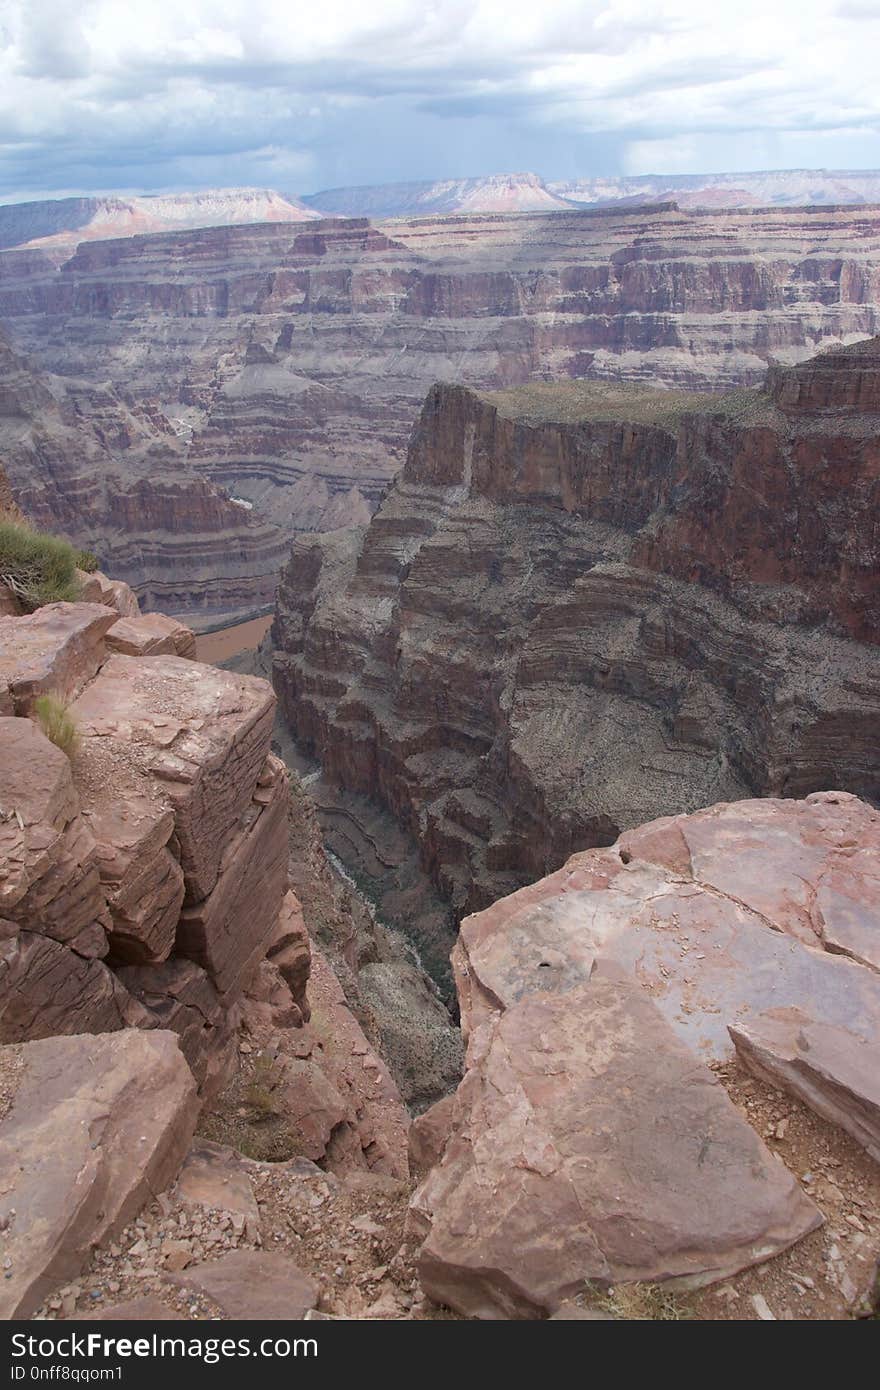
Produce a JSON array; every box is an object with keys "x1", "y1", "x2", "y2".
[
  {"x1": 274, "y1": 343, "x2": 880, "y2": 920},
  {"x1": 0, "y1": 1029, "x2": 197, "y2": 1320},
  {"x1": 0, "y1": 328, "x2": 287, "y2": 626},
  {"x1": 2, "y1": 204, "x2": 879, "y2": 561},
  {"x1": 0, "y1": 603, "x2": 116, "y2": 714},
  {"x1": 0, "y1": 603, "x2": 286, "y2": 1091},
  {"x1": 411, "y1": 794, "x2": 880, "y2": 1317},
  {"x1": 71, "y1": 654, "x2": 277, "y2": 902}
]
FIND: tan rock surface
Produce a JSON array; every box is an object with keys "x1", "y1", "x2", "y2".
[
  {"x1": 412, "y1": 794, "x2": 880, "y2": 1316},
  {"x1": 0, "y1": 1029, "x2": 197, "y2": 1319},
  {"x1": 174, "y1": 1139, "x2": 260, "y2": 1227},
  {"x1": 83, "y1": 571, "x2": 141, "y2": 619},
  {"x1": 176, "y1": 755, "x2": 288, "y2": 996},
  {"x1": 0, "y1": 930, "x2": 146, "y2": 1041},
  {"x1": 167, "y1": 1249, "x2": 317, "y2": 1320},
  {"x1": 730, "y1": 1015, "x2": 880, "y2": 1165},
  {"x1": 0, "y1": 716, "x2": 112, "y2": 951},
  {"x1": 74, "y1": 750, "x2": 184, "y2": 965},
  {"x1": 264, "y1": 890, "x2": 311, "y2": 1021},
  {"x1": 117, "y1": 958, "x2": 236, "y2": 1097},
  {"x1": 0, "y1": 602, "x2": 115, "y2": 713},
  {"x1": 105, "y1": 612, "x2": 196, "y2": 659},
  {"x1": 413, "y1": 974, "x2": 820, "y2": 1318},
  {"x1": 70, "y1": 654, "x2": 276, "y2": 901}
]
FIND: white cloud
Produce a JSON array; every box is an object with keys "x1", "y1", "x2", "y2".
[{"x1": 0, "y1": 0, "x2": 878, "y2": 196}]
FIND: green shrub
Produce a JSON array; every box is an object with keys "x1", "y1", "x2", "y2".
[
  {"x1": 74, "y1": 548, "x2": 100, "y2": 573},
  {"x1": 33, "y1": 694, "x2": 79, "y2": 759},
  {"x1": 0, "y1": 521, "x2": 82, "y2": 610}
]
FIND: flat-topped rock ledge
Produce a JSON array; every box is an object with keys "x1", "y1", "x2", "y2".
[{"x1": 411, "y1": 792, "x2": 880, "y2": 1318}]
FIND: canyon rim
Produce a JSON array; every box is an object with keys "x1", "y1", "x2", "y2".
[{"x1": 1, "y1": 0, "x2": 880, "y2": 1343}]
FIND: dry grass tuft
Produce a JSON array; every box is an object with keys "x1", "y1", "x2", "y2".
[{"x1": 34, "y1": 694, "x2": 79, "y2": 759}]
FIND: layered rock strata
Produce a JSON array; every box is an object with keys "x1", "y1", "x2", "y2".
[
  {"x1": 0, "y1": 329, "x2": 287, "y2": 626},
  {"x1": 0, "y1": 584, "x2": 275, "y2": 1088},
  {"x1": 1, "y1": 203, "x2": 879, "y2": 548},
  {"x1": 273, "y1": 339, "x2": 880, "y2": 918},
  {"x1": 411, "y1": 793, "x2": 880, "y2": 1317},
  {"x1": 0, "y1": 572, "x2": 412, "y2": 1186}
]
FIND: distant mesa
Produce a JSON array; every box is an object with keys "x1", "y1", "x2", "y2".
[
  {"x1": 301, "y1": 171, "x2": 577, "y2": 219},
  {"x1": 0, "y1": 188, "x2": 322, "y2": 253},
  {"x1": 4, "y1": 169, "x2": 880, "y2": 256}
]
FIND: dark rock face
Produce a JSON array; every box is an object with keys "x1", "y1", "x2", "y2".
[
  {"x1": 1, "y1": 203, "x2": 879, "y2": 553},
  {"x1": 272, "y1": 339, "x2": 880, "y2": 918},
  {"x1": 0, "y1": 328, "x2": 288, "y2": 626}
]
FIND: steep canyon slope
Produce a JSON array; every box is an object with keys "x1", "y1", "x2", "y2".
[
  {"x1": 0, "y1": 328, "x2": 288, "y2": 626},
  {"x1": 1, "y1": 202, "x2": 879, "y2": 559},
  {"x1": 272, "y1": 337, "x2": 880, "y2": 920}
]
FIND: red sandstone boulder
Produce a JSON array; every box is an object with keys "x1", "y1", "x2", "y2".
[
  {"x1": 0, "y1": 1029, "x2": 197, "y2": 1319},
  {"x1": 174, "y1": 1139, "x2": 260, "y2": 1227},
  {"x1": 0, "y1": 601, "x2": 115, "y2": 713},
  {"x1": 408, "y1": 1094, "x2": 455, "y2": 1173},
  {"x1": 0, "y1": 716, "x2": 112, "y2": 951},
  {"x1": 414, "y1": 973, "x2": 820, "y2": 1318},
  {"x1": 78, "y1": 570, "x2": 141, "y2": 618},
  {"x1": 167, "y1": 1249, "x2": 317, "y2": 1320},
  {"x1": 412, "y1": 793, "x2": 880, "y2": 1316},
  {"x1": 175, "y1": 755, "x2": 289, "y2": 996},
  {"x1": 730, "y1": 1014, "x2": 880, "y2": 1164},
  {"x1": 69, "y1": 654, "x2": 276, "y2": 902},
  {"x1": 105, "y1": 612, "x2": 197, "y2": 660}
]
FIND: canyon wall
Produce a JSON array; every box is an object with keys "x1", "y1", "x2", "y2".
[
  {"x1": 0, "y1": 329, "x2": 289, "y2": 626},
  {"x1": 0, "y1": 203, "x2": 878, "y2": 554},
  {"x1": 272, "y1": 337, "x2": 880, "y2": 919}
]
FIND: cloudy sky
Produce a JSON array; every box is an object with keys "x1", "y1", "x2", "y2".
[{"x1": 1, "y1": 0, "x2": 879, "y2": 200}]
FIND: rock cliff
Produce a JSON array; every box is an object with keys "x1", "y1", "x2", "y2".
[
  {"x1": 0, "y1": 571, "x2": 411, "y2": 1190},
  {"x1": 1, "y1": 202, "x2": 878, "y2": 555},
  {"x1": 0, "y1": 329, "x2": 288, "y2": 626},
  {"x1": 273, "y1": 338, "x2": 880, "y2": 920}
]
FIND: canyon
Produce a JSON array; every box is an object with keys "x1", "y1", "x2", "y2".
[
  {"x1": 272, "y1": 336, "x2": 880, "y2": 929},
  {"x1": 0, "y1": 326, "x2": 289, "y2": 628},
  {"x1": 1, "y1": 200, "x2": 879, "y2": 624},
  {"x1": 0, "y1": 534, "x2": 878, "y2": 1321}
]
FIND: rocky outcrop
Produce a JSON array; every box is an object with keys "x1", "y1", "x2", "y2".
[
  {"x1": 273, "y1": 341, "x2": 880, "y2": 919},
  {"x1": 0, "y1": 576, "x2": 414, "y2": 1198},
  {"x1": 1, "y1": 203, "x2": 878, "y2": 553},
  {"x1": 0, "y1": 585, "x2": 286, "y2": 1092},
  {"x1": 411, "y1": 793, "x2": 880, "y2": 1318},
  {"x1": 0, "y1": 328, "x2": 287, "y2": 627},
  {"x1": 0, "y1": 1029, "x2": 197, "y2": 1319}
]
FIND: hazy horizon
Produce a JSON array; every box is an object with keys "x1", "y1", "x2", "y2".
[
  {"x1": 1, "y1": 2, "x2": 879, "y2": 203},
  {"x1": 4, "y1": 161, "x2": 880, "y2": 208}
]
